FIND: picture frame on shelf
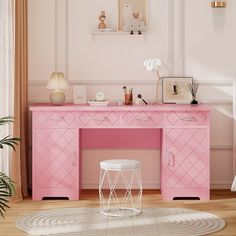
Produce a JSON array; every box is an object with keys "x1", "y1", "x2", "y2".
[
  {"x1": 162, "y1": 77, "x2": 193, "y2": 104},
  {"x1": 117, "y1": 0, "x2": 148, "y2": 33},
  {"x1": 73, "y1": 85, "x2": 87, "y2": 104}
]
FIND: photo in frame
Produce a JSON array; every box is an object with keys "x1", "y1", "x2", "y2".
[
  {"x1": 162, "y1": 77, "x2": 193, "y2": 104},
  {"x1": 117, "y1": 0, "x2": 148, "y2": 32}
]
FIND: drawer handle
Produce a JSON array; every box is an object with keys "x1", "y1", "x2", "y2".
[
  {"x1": 180, "y1": 117, "x2": 196, "y2": 122},
  {"x1": 168, "y1": 152, "x2": 175, "y2": 167},
  {"x1": 72, "y1": 151, "x2": 76, "y2": 167},
  {"x1": 135, "y1": 116, "x2": 153, "y2": 122},
  {"x1": 49, "y1": 116, "x2": 65, "y2": 121},
  {"x1": 92, "y1": 117, "x2": 110, "y2": 122}
]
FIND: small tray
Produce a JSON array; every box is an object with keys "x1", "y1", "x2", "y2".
[{"x1": 88, "y1": 100, "x2": 109, "y2": 106}]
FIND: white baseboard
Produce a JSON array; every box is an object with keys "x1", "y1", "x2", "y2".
[{"x1": 210, "y1": 181, "x2": 233, "y2": 190}]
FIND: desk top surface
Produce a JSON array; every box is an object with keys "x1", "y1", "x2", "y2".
[{"x1": 30, "y1": 103, "x2": 211, "y2": 112}]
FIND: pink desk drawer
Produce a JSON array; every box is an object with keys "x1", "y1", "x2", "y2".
[
  {"x1": 165, "y1": 111, "x2": 208, "y2": 126},
  {"x1": 121, "y1": 111, "x2": 163, "y2": 127},
  {"x1": 78, "y1": 111, "x2": 120, "y2": 127},
  {"x1": 33, "y1": 111, "x2": 78, "y2": 127}
]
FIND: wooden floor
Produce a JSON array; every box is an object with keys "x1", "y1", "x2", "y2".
[{"x1": 1, "y1": 190, "x2": 236, "y2": 236}]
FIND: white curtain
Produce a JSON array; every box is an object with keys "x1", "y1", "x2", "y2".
[{"x1": 0, "y1": 0, "x2": 15, "y2": 174}]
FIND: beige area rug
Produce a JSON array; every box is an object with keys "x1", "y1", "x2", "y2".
[{"x1": 16, "y1": 207, "x2": 225, "y2": 236}]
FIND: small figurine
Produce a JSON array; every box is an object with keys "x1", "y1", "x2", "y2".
[
  {"x1": 122, "y1": 4, "x2": 146, "y2": 34},
  {"x1": 98, "y1": 11, "x2": 107, "y2": 30},
  {"x1": 123, "y1": 21, "x2": 146, "y2": 34}
]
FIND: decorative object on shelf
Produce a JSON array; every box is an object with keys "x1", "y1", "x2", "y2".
[
  {"x1": 211, "y1": 1, "x2": 226, "y2": 7},
  {"x1": 188, "y1": 82, "x2": 199, "y2": 104},
  {"x1": 73, "y1": 85, "x2": 87, "y2": 104},
  {"x1": 124, "y1": 20, "x2": 146, "y2": 35},
  {"x1": 98, "y1": 11, "x2": 107, "y2": 29},
  {"x1": 135, "y1": 94, "x2": 148, "y2": 105},
  {"x1": 46, "y1": 72, "x2": 69, "y2": 105},
  {"x1": 123, "y1": 86, "x2": 133, "y2": 105},
  {"x1": 118, "y1": 0, "x2": 147, "y2": 34},
  {"x1": 162, "y1": 77, "x2": 193, "y2": 104},
  {"x1": 95, "y1": 91, "x2": 105, "y2": 101},
  {"x1": 143, "y1": 58, "x2": 164, "y2": 103}
]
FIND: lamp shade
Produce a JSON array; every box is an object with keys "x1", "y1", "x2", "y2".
[{"x1": 46, "y1": 72, "x2": 69, "y2": 90}]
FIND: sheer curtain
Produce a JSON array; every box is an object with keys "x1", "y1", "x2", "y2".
[{"x1": 0, "y1": 0, "x2": 15, "y2": 175}]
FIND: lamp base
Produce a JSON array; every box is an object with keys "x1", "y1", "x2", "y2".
[{"x1": 50, "y1": 90, "x2": 65, "y2": 105}]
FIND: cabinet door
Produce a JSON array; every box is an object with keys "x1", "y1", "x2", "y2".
[
  {"x1": 165, "y1": 128, "x2": 209, "y2": 189},
  {"x1": 34, "y1": 128, "x2": 78, "y2": 189}
]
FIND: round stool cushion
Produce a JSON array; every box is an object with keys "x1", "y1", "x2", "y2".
[{"x1": 100, "y1": 159, "x2": 141, "y2": 170}]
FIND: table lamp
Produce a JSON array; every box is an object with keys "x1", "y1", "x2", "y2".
[{"x1": 46, "y1": 72, "x2": 69, "y2": 105}]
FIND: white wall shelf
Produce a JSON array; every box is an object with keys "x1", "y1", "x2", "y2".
[{"x1": 91, "y1": 31, "x2": 147, "y2": 41}]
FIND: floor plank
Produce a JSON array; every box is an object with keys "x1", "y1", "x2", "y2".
[{"x1": 1, "y1": 190, "x2": 236, "y2": 236}]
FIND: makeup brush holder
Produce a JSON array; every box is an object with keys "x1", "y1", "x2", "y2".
[{"x1": 125, "y1": 93, "x2": 133, "y2": 105}]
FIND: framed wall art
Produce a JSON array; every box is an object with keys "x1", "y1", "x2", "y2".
[
  {"x1": 162, "y1": 77, "x2": 193, "y2": 104},
  {"x1": 117, "y1": 0, "x2": 148, "y2": 32}
]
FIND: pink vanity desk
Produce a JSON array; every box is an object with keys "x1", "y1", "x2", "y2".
[{"x1": 30, "y1": 103, "x2": 210, "y2": 201}]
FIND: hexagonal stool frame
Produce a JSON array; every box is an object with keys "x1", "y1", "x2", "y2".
[{"x1": 99, "y1": 159, "x2": 142, "y2": 217}]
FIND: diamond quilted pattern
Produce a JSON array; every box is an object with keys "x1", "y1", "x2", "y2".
[
  {"x1": 35, "y1": 112, "x2": 48, "y2": 125},
  {"x1": 166, "y1": 128, "x2": 208, "y2": 188},
  {"x1": 166, "y1": 111, "x2": 207, "y2": 126},
  {"x1": 35, "y1": 128, "x2": 77, "y2": 189},
  {"x1": 34, "y1": 111, "x2": 77, "y2": 126}
]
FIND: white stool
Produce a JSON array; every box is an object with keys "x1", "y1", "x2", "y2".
[{"x1": 99, "y1": 159, "x2": 142, "y2": 217}]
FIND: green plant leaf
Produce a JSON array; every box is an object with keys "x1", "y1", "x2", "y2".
[
  {"x1": 0, "y1": 197, "x2": 8, "y2": 202},
  {"x1": 0, "y1": 172, "x2": 15, "y2": 218},
  {"x1": 0, "y1": 116, "x2": 14, "y2": 126},
  {"x1": 0, "y1": 193, "x2": 10, "y2": 197},
  {"x1": 0, "y1": 117, "x2": 18, "y2": 218},
  {"x1": 0, "y1": 204, "x2": 8, "y2": 211}
]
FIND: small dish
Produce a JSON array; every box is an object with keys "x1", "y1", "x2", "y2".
[{"x1": 88, "y1": 100, "x2": 109, "y2": 106}]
